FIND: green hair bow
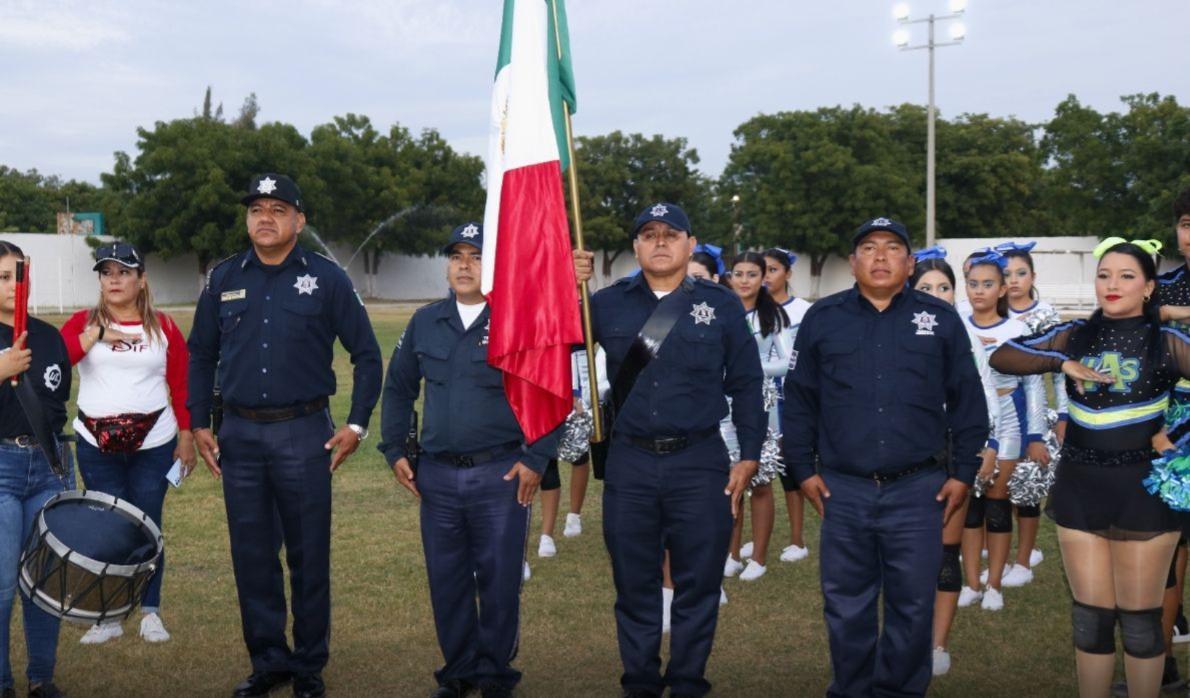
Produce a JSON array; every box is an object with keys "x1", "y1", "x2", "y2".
[{"x1": 1092, "y1": 236, "x2": 1163, "y2": 259}]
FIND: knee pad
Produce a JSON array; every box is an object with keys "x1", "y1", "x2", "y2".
[
  {"x1": 1119, "y1": 607, "x2": 1165, "y2": 659},
  {"x1": 985, "y1": 498, "x2": 1013, "y2": 533},
  {"x1": 1016, "y1": 504, "x2": 1040, "y2": 519},
  {"x1": 964, "y1": 496, "x2": 986, "y2": 529},
  {"x1": 1071, "y1": 601, "x2": 1116, "y2": 654},
  {"x1": 937, "y1": 544, "x2": 962, "y2": 593}
]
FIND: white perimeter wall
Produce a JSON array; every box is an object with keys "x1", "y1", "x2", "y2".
[{"x1": 2, "y1": 232, "x2": 1176, "y2": 312}]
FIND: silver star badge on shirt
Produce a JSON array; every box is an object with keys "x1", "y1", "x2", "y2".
[
  {"x1": 690, "y1": 302, "x2": 715, "y2": 325},
  {"x1": 912, "y1": 310, "x2": 938, "y2": 336},
  {"x1": 257, "y1": 176, "x2": 278, "y2": 195},
  {"x1": 294, "y1": 274, "x2": 319, "y2": 296}
]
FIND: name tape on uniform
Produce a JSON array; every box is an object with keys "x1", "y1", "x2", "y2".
[{"x1": 221, "y1": 289, "x2": 247, "y2": 301}]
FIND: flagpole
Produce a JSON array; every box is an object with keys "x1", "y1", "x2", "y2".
[{"x1": 551, "y1": 0, "x2": 603, "y2": 443}]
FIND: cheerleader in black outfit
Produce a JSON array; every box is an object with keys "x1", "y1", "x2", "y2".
[{"x1": 990, "y1": 240, "x2": 1190, "y2": 698}]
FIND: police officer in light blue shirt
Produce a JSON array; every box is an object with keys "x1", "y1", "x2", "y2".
[
  {"x1": 188, "y1": 173, "x2": 382, "y2": 698},
  {"x1": 574, "y1": 203, "x2": 764, "y2": 698},
  {"x1": 378, "y1": 223, "x2": 557, "y2": 698}
]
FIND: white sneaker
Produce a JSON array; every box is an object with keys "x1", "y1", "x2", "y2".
[
  {"x1": 932, "y1": 646, "x2": 951, "y2": 676},
  {"x1": 81, "y1": 622, "x2": 123, "y2": 645},
  {"x1": 662, "y1": 587, "x2": 673, "y2": 634},
  {"x1": 139, "y1": 613, "x2": 170, "y2": 643},
  {"x1": 719, "y1": 586, "x2": 728, "y2": 605},
  {"x1": 522, "y1": 561, "x2": 531, "y2": 582},
  {"x1": 723, "y1": 555, "x2": 744, "y2": 578},
  {"x1": 563, "y1": 512, "x2": 582, "y2": 538},
  {"x1": 1002, "y1": 564, "x2": 1034, "y2": 588},
  {"x1": 1029, "y1": 548, "x2": 1044, "y2": 567},
  {"x1": 780, "y1": 544, "x2": 809, "y2": 562},
  {"x1": 981, "y1": 587, "x2": 1004, "y2": 611},
  {"x1": 1173, "y1": 625, "x2": 1190, "y2": 645},
  {"x1": 537, "y1": 534, "x2": 557, "y2": 558},
  {"x1": 979, "y1": 566, "x2": 1008, "y2": 586},
  {"x1": 739, "y1": 560, "x2": 767, "y2": 581},
  {"x1": 957, "y1": 586, "x2": 983, "y2": 608},
  {"x1": 740, "y1": 541, "x2": 754, "y2": 559},
  {"x1": 981, "y1": 548, "x2": 988, "y2": 559}
]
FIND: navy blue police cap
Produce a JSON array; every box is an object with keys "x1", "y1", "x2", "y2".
[
  {"x1": 442, "y1": 222, "x2": 484, "y2": 255},
  {"x1": 241, "y1": 173, "x2": 304, "y2": 212},
  {"x1": 852, "y1": 217, "x2": 910, "y2": 248},
  {"x1": 630, "y1": 202, "x2": 691, "y2": 239}
]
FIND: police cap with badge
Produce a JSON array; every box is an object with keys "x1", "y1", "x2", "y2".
[
  {"x1": 442, "y1": 222, "x2": 483, "y2": 254},
  {"x1": 852, "y1": 217, "x2": 909, "y2": 248},
  {"x1": 242, "y1": 173, "x2": 304, "y2": 212},
  {"x1": 630, "y1": 202, "x2": 691, "y2": 239}
]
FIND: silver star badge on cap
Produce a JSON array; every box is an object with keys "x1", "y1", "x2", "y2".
[
  {"x1": 461, "y1": 224, "x2": 479, "y2": 239},
  {"x1": 871, "y1": 216, "x2": 892, "y2": 227},
  {"x1": 650, "y1": 203, "x2": 669, "y2": 217},
  {"x1": 257, "y1": 177, "x2": 278, "y2": 195}
]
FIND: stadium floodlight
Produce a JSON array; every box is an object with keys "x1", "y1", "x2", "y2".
[
  {"x1": 894, "y1": 30, "x2": 911, "y2": 47},
  {"x1": 948, "y1": 0, "x2": 967, "y2": 13},
  {"x1": 949, "y1": 22, "x2": 966, "y2": 40},
  {"x1": 893, "y1": 3, "x2": 911, "y2": 21}
]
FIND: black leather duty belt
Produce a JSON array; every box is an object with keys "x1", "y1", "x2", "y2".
[
  {"x1": 869, "y1": 457, "x2": 941, "y2": 484},
  {"x1": 623, "y1": 426, "x2": 719, "y2": 456},
  {"x1": 426, "y1": 441, "x2": 522, "y2": 468},
  {"x1": 226, "y1": 397, "x2": 329, "y2": 423}
]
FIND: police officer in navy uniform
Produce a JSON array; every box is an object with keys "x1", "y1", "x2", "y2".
[
  {"x1": 379, "y1": 223, "x2": 556, "y2": 698},
  {"x1": 188, "y1": 173, "x2": 382, "y2": 698},
  {"x1": 573, "y1": 203, "x2": 764, "y2": 698},
  {"x1": 782, "y1": 217, "x2": 988, "y2": 697}
]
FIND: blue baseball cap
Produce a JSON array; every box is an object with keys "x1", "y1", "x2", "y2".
[
  {"x1": 852, "y1": 217, "x2": 910, "y2": 248},
  {"x1": 242, "y1": 173, "x2": 304, "y2": 212},
  {"x1": 630, "y1": 202, "x2": 691, "y2": 239},
  {"x1": 442, "y1": 222, "x2": 483, "y2": 255}
]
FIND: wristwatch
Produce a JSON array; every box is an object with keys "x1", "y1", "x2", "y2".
[{"x1": 347, "y1": 424, "x2": 369, "y2": 441}]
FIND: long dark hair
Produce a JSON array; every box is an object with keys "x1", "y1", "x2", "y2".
[
  {"x1": 0, "y1": 241, "x2": 25, "y2": 260},
  {"x1": 1068, "y1": 242, "x2": 1163, "y2": 365},
  {"x1": 911, "y1": 257, "x2": 956, "y2": 290},
  {"x1": 690, "y1": 251, "x2": 719, "y2": 280},
  {"x1": 762, "y1": 248, "x2": 793, "y2": 295},
  {"x1": 731, "y1": 251, "x2": 789, "y2": 338},
  {"x1": 964, "y1": 252, "x2": 1010, "y2": 320}
]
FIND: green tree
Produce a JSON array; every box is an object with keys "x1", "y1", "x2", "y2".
[
  {"x1": 572, "y1": 131, "x2": 713, "y2": 276},
  {"x1": 0, "y1": 166, "x2": 104, "y2": 233}
]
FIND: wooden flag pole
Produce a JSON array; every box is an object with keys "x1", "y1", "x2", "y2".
[{"x1": 551, "y1": 0, "x2": 603, "y2": 442}]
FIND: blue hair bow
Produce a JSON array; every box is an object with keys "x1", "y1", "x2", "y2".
[
  {"x1": 694, "y1": 243, "x2": 726, "y2": 276},
  {"x1": 994, "y1": 241, "x2": 1037, "y2": 254},
  {"x1": 773, "y1": 246, "x2": 798, "y2": 267},
  {"x1": 968, "y1": 248, "x2": 1008, "y2": 270},
  {"x1": 913, "y1": 245, "x2": 947, "y2": 261}
]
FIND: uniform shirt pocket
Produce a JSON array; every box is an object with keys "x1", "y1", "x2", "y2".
[
  {"x1": 219, "y1": 300, "x2": 248, "y2": 334},
  {"x1": 417, "y1": 345, "x2": 451, "y2": 384},
  {"x1": 819, "y1": 339, "x2": 860, "y2": 391},
  {"x1": 281, "y1": 298, "x2": 324, "y2": 339},
  {"x1": 674, "y1": 325, "x2": 723, "y2": 373},
  {"x1": 472, "y1": 345, "x2": 504, "y2": 389}
]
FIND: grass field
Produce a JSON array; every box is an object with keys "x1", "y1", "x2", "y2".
[{"x1": 4, "y1": 305, "x2": 1141, "y2": 696}]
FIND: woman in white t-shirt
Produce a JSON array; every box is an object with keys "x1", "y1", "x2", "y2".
[{"x1": 59, "y1": 243, "x2": 194, "y2": 645}]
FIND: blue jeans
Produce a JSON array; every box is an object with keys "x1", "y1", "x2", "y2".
[
  {"x1": 0, "y1": 442, "x2": 75, "y2": 690},
  {"x1": 74, "y1": 436, "x2": 175, "y2": 612}
]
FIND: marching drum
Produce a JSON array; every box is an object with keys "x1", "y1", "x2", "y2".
[{"x1": 18, "y1": 489, "x2": 163, "y2": 625}]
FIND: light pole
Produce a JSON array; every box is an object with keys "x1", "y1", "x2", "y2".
[
  {"x1": 893, "y1": 1, "x2": 966, "y2": 248},
  {"x1": 731, "y1": 194, "x2": 742, "y2": 256}
]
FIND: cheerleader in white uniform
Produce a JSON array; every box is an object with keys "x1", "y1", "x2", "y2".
[
  {"x1": 997, "y1": 241, "x2": 1066, "y2": 583},
  {"x1": 958, "y1": 249, "x2": 1046, "y2": 612},
  {"x1": 910, "y1": 247, "x2": 1001, "y2": 675}
]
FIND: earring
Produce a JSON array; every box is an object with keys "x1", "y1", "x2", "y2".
[{"x1": 1144, "y1": 294, "x2": 1151, "y2": 302}]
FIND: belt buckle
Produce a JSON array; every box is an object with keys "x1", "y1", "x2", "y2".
[
  {"x1": 456, "y1": 455, "x2": 475, "y2": 468},
  {"x1": 655, "y1": 437, "x2": 686, "y2": 455},
  {"x1": 15, "y1": 435, "x2": 32, "y2": 448}
]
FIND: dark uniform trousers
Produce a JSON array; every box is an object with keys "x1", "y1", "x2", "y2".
[
  {"x1": 419, "y1": 453, "x2": 531, "y2": 689},
  {"x1": 220, "y1": 409, "x2": 335, "y2": 675},
  {"x1": 819, "y1": 467, "x2": 945, "y2": 698},
  {"x1": 603, "y1": 434, "x2": 733, "y2": 697}
]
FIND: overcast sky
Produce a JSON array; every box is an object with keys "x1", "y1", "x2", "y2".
[{"x1": 1, "y1": 0, "x2": 1186, "y2": 185}]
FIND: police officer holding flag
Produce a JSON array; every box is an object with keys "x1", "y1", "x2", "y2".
[
  {"x1": 188, "y1": 173, "x2": 382, "y2": 698},
  {"x1": 379, "y1": 223, "x2": 559, "y2": 698},
  {"x1": 574, "y1": 202, "x2": 764, "y2": 698},
  {"x1": 782, "y1": 217, "x2": 988, "y2": 697}
]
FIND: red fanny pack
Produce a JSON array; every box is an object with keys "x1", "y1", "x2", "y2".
[{"x1": 80, "y1": 408, "x2": 165, "y2": 454}]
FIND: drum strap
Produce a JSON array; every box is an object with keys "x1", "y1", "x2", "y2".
[
  {"x1": 609, "y1": 277, "x2": 695, "y2": 420},
  {"x1": 1, "y1": 338, "x2": 66, "y2": 479}
]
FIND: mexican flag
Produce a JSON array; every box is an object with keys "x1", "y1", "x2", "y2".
[{"x1": 482, "y1": 0, "x2": 583, "y2": 443}]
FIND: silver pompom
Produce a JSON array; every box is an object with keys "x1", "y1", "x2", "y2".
[
  {"x1": 973, "y1": 461, "x2": 1000, "y2": 498},
  {"x1": 750, "y1": 428, "x2": 786, "y2": 489},
  {"x1": 762, "y1": 379, "x2": 780, "y2": 412},
  {"x1": 1022, "y1": 304, "x2": 1062, "y2": 334},
  {"x1": 1008, "y1": 409, "x2": 1061, "y2": 505},
  {"x1": 557, "y1": 408, "x2": 594, "y2": 462}
]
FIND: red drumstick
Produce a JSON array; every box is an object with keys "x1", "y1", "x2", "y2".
[{"x1": 11, "y1": 258, "x2": 27, "y2": 386}]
